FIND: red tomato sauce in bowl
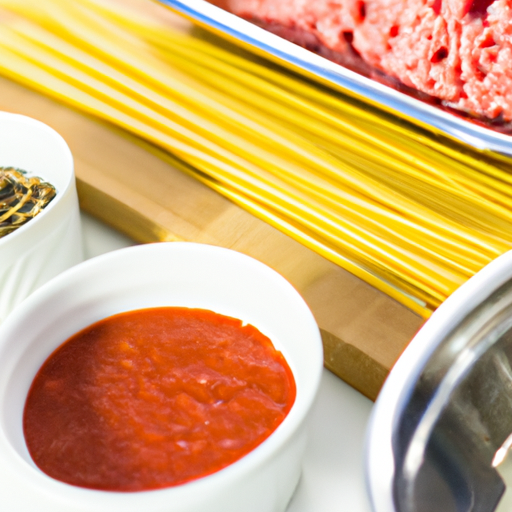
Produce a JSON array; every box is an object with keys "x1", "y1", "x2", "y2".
[{"x1": 23, "y1": 307, "x2": 296, "y2": 492}]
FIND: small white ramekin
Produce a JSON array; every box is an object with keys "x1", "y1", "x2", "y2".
[
  {"x1": 0, "y1": 111, "x2": 83, "y2": 323},
  {"x1": 0, "y1": 242, "x2": 323, "y2": 512}
]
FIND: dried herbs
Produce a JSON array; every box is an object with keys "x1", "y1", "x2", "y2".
[{"x1": 0, "y1": 167, "x2": 56, "y2": 239}]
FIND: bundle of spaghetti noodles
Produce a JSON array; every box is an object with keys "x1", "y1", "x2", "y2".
[{"x1": 1, "y1": 0, "x2": 511, "y2": 317}]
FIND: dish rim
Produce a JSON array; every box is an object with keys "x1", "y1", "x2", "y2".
[{"x1": 157, "y1": 0, "x2": 512, "y2": 156}]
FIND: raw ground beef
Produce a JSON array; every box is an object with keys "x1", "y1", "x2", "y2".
[{"x1": 222, "y1": 0, "x2": 512, "y2": 123}]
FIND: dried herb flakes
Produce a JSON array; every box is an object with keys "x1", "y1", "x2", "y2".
[{"x1": 0, "y1": 167, "x2": 56, "y2": 239}]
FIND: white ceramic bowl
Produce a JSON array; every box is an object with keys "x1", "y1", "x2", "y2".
[
  {"x1": 0, "y1": 242, "x2": 323, "y2": 512},
  {"x1": 0, "y1": 112, "x2": 83, "y2": 323}
]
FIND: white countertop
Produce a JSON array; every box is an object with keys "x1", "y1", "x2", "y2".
[{"x1": 81, "y1": 211, "x2": 375, "y2": 512}]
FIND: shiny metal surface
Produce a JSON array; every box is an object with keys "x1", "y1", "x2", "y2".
[
  {"x1": 366, "y1": 250, "x2": 512, "y2": 512},
  {"x1": 157, "y1": 0, "x2": 512, "y2": 155}
]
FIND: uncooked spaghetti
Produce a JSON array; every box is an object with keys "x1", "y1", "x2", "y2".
[{"x1": 0, "y1": 0, "x2": 510, "y2": 316}]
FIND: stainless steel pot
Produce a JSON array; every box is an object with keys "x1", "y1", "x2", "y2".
[{"x1": 366, "y1": 250, "x2": 512, "y2": 512}]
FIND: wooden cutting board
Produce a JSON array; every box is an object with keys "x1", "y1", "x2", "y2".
[{"x1": 0, "y1": 74, "x2": 424, "y2": 401}]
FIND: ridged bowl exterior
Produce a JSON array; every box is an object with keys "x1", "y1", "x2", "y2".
[{"x1": 0, "y1": 112, "x2": 83, "y2": 322}]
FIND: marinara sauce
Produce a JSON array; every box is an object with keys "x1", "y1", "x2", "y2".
[{"x1": 23, "y1": 307, "x2": 296, "y2": 491}]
